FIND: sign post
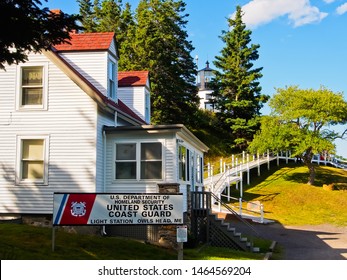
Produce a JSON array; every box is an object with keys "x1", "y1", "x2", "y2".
[{"x1": 176, "y1": 225, "x2": 187, "y2": 260}]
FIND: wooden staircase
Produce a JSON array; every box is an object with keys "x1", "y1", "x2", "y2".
[{"x1": 191, "y1": 192, "x2": 260, "y2": 252}]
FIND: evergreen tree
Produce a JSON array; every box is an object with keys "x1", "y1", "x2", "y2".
[
  {"x1": 96, "y1": 0, "x2": 123, "y2": 33},
  {"x1": 117, "y1": 2, "x2": 137, "y2": 70},
  {"x1": 77, "y1": 0, "x2": 200, "y2": 127},
  {"x1": 212, "y1": 6, "x2": 269, "y2": 151},
  {"x1": 77, "y1": 0, "x2": 98, "y2": 32},
  {"x1": 132, "y1": 0, "x2": 199, "y2": 125}
]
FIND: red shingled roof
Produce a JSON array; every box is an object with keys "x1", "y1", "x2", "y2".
[
  {"x1": 118, "y1": 71, "x2": 149, "y2": 87},
  {"x1": 54, "y1": 32, "x2": 115, "y2": 51}
]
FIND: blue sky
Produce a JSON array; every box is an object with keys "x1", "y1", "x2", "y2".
[{"x1": 46, "y1": 0, "x2": 347, "y2": 157}]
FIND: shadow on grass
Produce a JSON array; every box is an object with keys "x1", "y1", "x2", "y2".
[{"x1": 283, "y1": 164, "x2": 347, "y2": 186}]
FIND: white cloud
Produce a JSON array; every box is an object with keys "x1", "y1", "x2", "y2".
[
  {"x1": 237, "y1": 0, "x2": 328, "y2": 28},
  {"x1": 336, "y1": 3, "x2": 347, "y2": 15},
  {"x1": 323, "y1": 0, "x2": 335, "y2": 3}
]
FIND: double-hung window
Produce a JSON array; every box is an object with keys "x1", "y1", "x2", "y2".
[
  {"x1": 115, "y1": 143, "x2": 137, "y2": 179},
  {"x1": 17, "y1": 63, "x2": 48, "y2": 110},
  {"x1": 115, "y1": 142, "x2": 162, "y2": 180},
  {"x1": 16, "y1": 136, "x2": 49, "y2": 185},
  {"x1": 141, "y1": 143, "x2": 162, "y2": 179}
]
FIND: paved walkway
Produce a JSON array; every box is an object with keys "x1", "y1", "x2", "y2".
[
  {"x1": 223, "y1": 214, "x2": 347, "y2": 260},
  {"x1": 255, "y1": 223, "x2": 347, "y2": 260}
]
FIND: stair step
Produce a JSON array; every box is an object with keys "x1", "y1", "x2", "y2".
[{"x1": 252, "y1": 247, "x2": 260, "y2": 253}]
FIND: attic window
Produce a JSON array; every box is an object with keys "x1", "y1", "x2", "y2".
[{"x1": 108, "y1": 61, "x2": 116, "y2": 100}]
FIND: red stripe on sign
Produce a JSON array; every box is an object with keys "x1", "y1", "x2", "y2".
[{"x1": 59, "y1": 194, "x2": 97, "y2": 225}]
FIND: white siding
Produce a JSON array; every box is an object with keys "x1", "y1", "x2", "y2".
[
  {"x1": 95, "y1": 109, "x2": 115, "y2": 192},
  {"x1": 104, "y1": 132, "x2": 177, "y2": 194},
  {"x1": 164, "y1": 138, "x2": 176, "y2": 182},
  {"x1": 0, "y1": 53, "x2": 99, "y2": 214},
  {"x1": 60, "y1": 51, "x2": 108, "y2": 96},
  {"x1": 118, "y1": 87, "x2": 146, "y2": 122}
]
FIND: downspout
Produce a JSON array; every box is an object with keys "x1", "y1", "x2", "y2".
[
  {"x1": 115, "y1": 111, "x2": 118, "y2": 127},
  {"x1": 103, "y1": 130, "x2": 107, "y2": 193},
  {"x1": 102, "y1": 130, "x2": 107, "y2": 236}
]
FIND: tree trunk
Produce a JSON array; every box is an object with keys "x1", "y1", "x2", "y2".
[
  {"x1": 303, "y1": 149, "x2": 315, "y2": 185},
  {"x1": 307, "y1": 162, "x2": 316, "y2": 185}
]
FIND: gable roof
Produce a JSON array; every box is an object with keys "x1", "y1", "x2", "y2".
[
  {"x1": 53, "y1": 32, "x2": 115, "y2": 52},
  {"x1": 44, "y1": 31, "x2": 147, "y2": 125},
  {"x1": 118, "y1": 71, "x2": 149, "y2": 87},
  {"x1": 45, "y1": 49, "x2": 146, "y2": 125}
]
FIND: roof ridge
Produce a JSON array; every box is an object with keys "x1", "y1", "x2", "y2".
[{"x1": 54, "y1": 32, "x2": 115, "y2": 52}]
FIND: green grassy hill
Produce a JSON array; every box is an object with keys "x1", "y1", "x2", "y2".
[{"x1": 233, "y1": 163, "x2": 347, "y2": 226}]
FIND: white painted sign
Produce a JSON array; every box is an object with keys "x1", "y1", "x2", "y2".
[
  {"x1": 176, "y1": 225, "x2": 188, "y2": 242},
  {"x1": 53, "y1": 193, "x2": 184, "y2": 226}
]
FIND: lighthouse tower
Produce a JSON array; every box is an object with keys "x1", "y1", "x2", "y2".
[{"x1": 197, "y1": 60, "x2": 216, "y2": 111}]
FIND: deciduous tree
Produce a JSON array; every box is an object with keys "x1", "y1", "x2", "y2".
[
  {"x1": 0, "y1": 0, "x2": 81, "y2": 69},
  {"x1": 249, "y1": 85, "x2": 347, "y2": 185}
]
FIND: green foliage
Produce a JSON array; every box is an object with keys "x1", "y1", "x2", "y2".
[
  {"x1": 77, "y1": 0, "x2": 200, "y2": 127},
  {"x1": 249, "y1": 85, "x2": 347, "y2": 184},
  {"x1": 242, "y1": 165, "x2": 347, "y2": 226},
  {"x1": 132, "y1": 0, "x2": 199, "y2": 125},
  {"x1": 0, "y1": 0, "x2": 82, "y2": 69},
  {"x1": 96, "y1": 0, "x2": 123, "y2": 32},
  {"x1": 77, "y1": 0, "x2": 98, "y2": 31},
  {"x1": 190, "y1": 110, "x2": 231, "y2": 157},
  {"x1": 212, "y1": 5, "x2": 269, "y2": 151}
]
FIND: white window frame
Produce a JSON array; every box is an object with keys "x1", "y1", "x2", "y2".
[
  {"x1": 196, "y1": 154, "x2": 203, "y2": 184},
  {"x1": 114, "y1": 140, "x2": 163, "y2": 182},
  {"x1": 108, "y1": 60, "x2": 117, "y2": 101},
  {"x1": 16, "y1": 62, "x2": 49, "y2": 110},
  {"x1": 16, "y1": 135, "x2": 49, "y2": 185},
  {"x1": 145, "y1": 92, "x2": 151, "y2": 123},
  {"x1": 179, "y1": 144, "x2": 191, "y2": 182}
]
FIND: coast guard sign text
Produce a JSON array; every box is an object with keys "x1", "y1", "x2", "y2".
[{"x1": 53, "y1": 193, "x2": 183, "y2": 225}]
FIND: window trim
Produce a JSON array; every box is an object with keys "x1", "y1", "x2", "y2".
[
  {"x1": 108, "y1": 59, "x2": 117, "y2": 101},
  {"x1": 16, "y1": 62, "x2": 48, "y2": 111},
  {"x1": 140, "y1": 142, "x2": 162, "y2": 180},
  {"x1": 114, "y1": 140, "x2": 164, "y2": 182},
  {"x1": 196, "y1": 154, "x2": 203, "y2": 184},
  {"x1": 16, "y1": 135, "x2": 49, "y2": 185},
  {"x1": 114, "y1": 142, "x2": 137, "y2": 180},
  {"x1": 178, "y1": 145, "x2": 188, "y2": 182}
]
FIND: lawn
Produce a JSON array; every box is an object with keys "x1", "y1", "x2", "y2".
[
  {"x1": 235, "y1": 163, "x2": 347, "y2": 226},
  {"x1": 1, "y1": 163, "x2": 346, "y2": 260},
  {"x1": 0, "y1": 223, "x2": 266, "y2": 260}
]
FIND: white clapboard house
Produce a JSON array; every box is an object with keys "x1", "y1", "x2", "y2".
[{"x1": 0, "y1": 32, "x2": 208, "y2": 220}]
